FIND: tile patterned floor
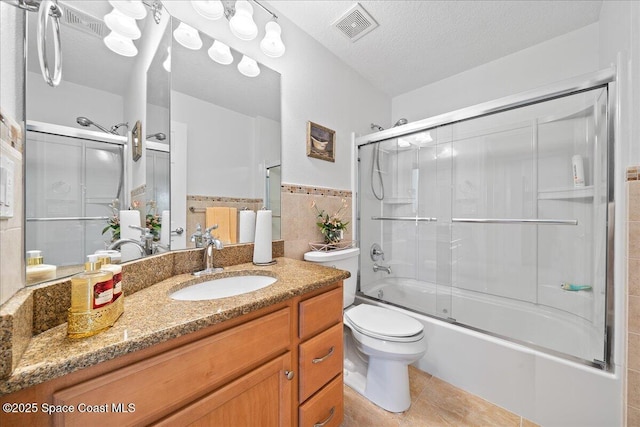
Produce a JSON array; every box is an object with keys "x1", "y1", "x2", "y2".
[{"x1": 341, "y1": 366, "x2": 539, "y2": 427}]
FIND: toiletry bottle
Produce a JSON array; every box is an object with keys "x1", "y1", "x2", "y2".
[
  {"x1": 70, "y1": 255, "x2": 114, "y2": 313},
  {"x1": 97, "y1": 255, "x2": 123, "y2": 301},
  {"x1": 25, "y1": 250, "x2": 57, "y2": 282},
  {"x1": 572, "y1": 155, "x2": 585, "y2": 187}
]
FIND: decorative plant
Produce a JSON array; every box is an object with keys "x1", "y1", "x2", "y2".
[
  {"x1": 102, "y1": 199, "x2": 121, "y2": 243},
  {"x1": 145, "y1": 200, "x2": 161, "y2": 242},
  {"x1": 312, "y1": 199, "x2": 349, "y2": 244}
]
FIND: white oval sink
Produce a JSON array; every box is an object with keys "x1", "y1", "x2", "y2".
[{"x1": 170, "y1": 275, "x2": 277, "y2": 301}]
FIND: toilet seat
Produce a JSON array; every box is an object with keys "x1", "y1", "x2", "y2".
[{"x1": 344, "y1": 305, "x2": 424, "y2": 343}]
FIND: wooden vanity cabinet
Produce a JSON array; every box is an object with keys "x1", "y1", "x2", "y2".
[
  {"x1": 297, "y1": 286, "x2": 344, "y2": 427},
  {"x1": 0, "y1": 281, "x2": 345, "y2": 427}
]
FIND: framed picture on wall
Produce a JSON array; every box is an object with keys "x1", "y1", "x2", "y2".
[{"x1": 306, "y1": 121, "x2": 335, "y2": 162}]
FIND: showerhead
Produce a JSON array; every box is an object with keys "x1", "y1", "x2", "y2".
[
  {"x1": 147, "y1": 132, "x2": 166, "y2": 141},
  {"x1": 371, "y1": 123, "x2": 384, "y2": 132},
  {"x1": 76, "y1": 116, "x2": 92, "y2": 127},
  {"x1": 393, "y1": 118, "x2": 408, "y2": 127},
  {"x1": 76, "y1": 116, "x2": 116, "y2": 134}
]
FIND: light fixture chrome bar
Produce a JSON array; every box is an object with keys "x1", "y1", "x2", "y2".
[
  {"x1": 252, "y1": 0, "x2": 278, "y2": 19},
  {"x1": 27, "y1": 216, "x2": 110, "y2": 222},
  {"x1": 371, "y1": 216, "x2": 437, "y2": 222},
  {"x1": 452, "y1": 218, "x2": 578, "y2": 225}
]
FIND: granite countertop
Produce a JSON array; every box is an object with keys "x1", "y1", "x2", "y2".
[{"x1": 0, "y1": 257, "x2": 349, "y2": 396}]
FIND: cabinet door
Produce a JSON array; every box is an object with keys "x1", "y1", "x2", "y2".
[{"x1": 155, "y1": 353, "x2": 293, "y2": 427}]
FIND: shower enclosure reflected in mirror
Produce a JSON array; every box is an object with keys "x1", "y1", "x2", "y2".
[{"x1": 24, "y1": 1, "x2": 170, "y2": 284}]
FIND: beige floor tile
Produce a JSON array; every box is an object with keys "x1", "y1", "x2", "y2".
[{"x1": 341, "y1": 369, "x2": 523, "y2": 427}]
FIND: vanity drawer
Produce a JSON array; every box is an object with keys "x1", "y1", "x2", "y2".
[
  {"x1": 299, "y1": 374, "x2": 344, "y2": 427},
  {"x1": 299, "y1": 323, "x2": 343, "y2": 402},
  {"x1": 52, "y1": 308, "x2": 291, "y2": 427},
  {"x1": 299, "y1": 286, "x2": 342, "y2": 340}
]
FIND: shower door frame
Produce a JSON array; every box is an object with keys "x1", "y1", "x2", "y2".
[{"x1": 355, "y1": 68, "x2": 616, "y2": 370}]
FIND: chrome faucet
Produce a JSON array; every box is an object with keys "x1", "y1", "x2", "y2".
[
  {"x1": 107, "y1": 238, "x2": 146, "y2": 256},
  {"x1": 107, "y1": 225, "x2": 155, "y2": 256},
  {"x1": 193, "y1": 225, "x2": 224, "y2": 276},
  {"x1": 373, "y1": 263, "x2": 392, "y2": 274}
]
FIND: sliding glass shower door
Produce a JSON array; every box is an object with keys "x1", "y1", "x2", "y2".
[{"x1": 358, "y1": 86, "x2": 609, "y2": 365}]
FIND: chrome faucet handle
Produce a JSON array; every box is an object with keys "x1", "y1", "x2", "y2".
[{"x1": 204, "y1": 224, "x2": 218, "y2": 234}]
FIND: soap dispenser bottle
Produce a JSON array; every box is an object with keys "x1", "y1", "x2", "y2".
[
  {"x1": 97, "y1": 255, "x2": 123, "y2": 301},
  {"x1": 68, "y1": 255, "x2": 114, "y2": 338},
  {"x1": 25, "y1": 250, "x2": 57, "y2": 282}
]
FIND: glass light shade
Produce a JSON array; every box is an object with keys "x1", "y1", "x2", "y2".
[
  {"x1": 237, "y1": 55, "x2": 260, "y2": 77},
  {"x1": 104, "y1": 9, "x2": 141, "y2": 40},
  {"x1": 108, "y1": 1, "x2": 147, "y2": 20},
  {"x1": 229, "y1": 1, "x2": 258, "y2": 41},
  {"x1": 104, "y1": 31, "x2": 138, "y2": 57},
  {"x1": 173, "y1": 22, "x2": 203, "y2": 50},
  {"x1": 260, "y1": 21, "x2": 285, "y2": 58},
  {"x1": 163, "y1": 47, "x2": 171, "y2": 72},
  {"x1": 191, "y1": 0, "x2": 224, "y2": 20},
  {"x1": 208, "y1": 40, "x2": 233, "y2": 65}
]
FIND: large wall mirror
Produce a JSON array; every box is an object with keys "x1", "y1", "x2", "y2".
[
  {"x1": 164, "y1": 17, "x2": 281, "y2": 250},
  {"x1": 22, "y1": 1, "x2": 281, "y2": 286}
]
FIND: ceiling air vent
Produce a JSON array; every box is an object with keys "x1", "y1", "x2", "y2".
[
  {"x1": 59, "y1": 3, "x2": 109, "y2": 39},
  {"x1": 332, "y1": 3, "x2": 378, "y2": 42}
]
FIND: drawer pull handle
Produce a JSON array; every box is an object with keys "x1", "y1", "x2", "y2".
[
  {"x1": 314, "y1": 406, "x2": 335, "y2": 427},
  {"x1": 312, "y1": 346, "x2": 335, "y2": 364},
  {"x1": 285, "y1": 370, "x2": 295, "y2": 380}
]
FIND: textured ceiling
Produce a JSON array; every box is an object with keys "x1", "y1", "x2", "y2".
[{"x1": 268, "y1": 0, "x2": 603, "y2": 97}]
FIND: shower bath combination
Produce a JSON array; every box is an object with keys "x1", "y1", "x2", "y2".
[{"x1": 358, "y1": 82, "x2": 612, "y2": 368}]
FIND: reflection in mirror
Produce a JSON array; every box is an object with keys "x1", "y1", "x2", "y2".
[
  {"x1": 168, "y1": 17, "x2": 281, "y2": 248},
  {"x1": 24, "y1": 1, "x2": 170, "y2": 285}
]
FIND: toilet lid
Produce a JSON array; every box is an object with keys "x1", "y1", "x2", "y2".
[{"x1": 344, "y1": 305, "x2": 424, "y2": 340}]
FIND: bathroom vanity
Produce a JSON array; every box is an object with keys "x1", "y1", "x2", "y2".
[{"x1": 0, "y1": 256, "x2": 347, "y2": 426}]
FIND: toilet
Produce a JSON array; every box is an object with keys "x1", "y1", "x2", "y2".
[{"x1": 304, "y1": 247, "x2": 427, "y2": 413}]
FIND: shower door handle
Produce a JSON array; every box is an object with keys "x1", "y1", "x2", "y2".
[{"x1": 371, "y1": 216, "x2": 437, "y2": 222}]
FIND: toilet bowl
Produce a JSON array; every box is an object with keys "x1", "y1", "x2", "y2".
[{"x1": 304, "y1": 248, "x2": 427, "y2": 413}]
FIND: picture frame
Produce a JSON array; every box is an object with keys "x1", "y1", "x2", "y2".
[
  {"x1": 131, "y1": 120, "x2": 142, "y2": 161},
  {"x1": 306, "y1": 121, "x2": 335, "y2": 162}
]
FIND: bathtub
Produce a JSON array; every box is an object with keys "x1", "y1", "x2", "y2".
[{"x1": 356, "y1": 278, "x2": 621, "y2": 426}]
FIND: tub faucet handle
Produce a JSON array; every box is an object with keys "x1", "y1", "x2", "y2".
[{"x1": 370, "y1": 243, "x2": 384, "y2": 261}]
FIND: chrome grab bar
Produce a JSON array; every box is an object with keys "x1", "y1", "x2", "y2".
[
  {"x1": 27, "y1": 216, "x2": 109, "y2": 221},
  {"x1": 371, "y1": 216, "x2": 437, "y2": 222},
  {"x1": 452, "y1": 218, "x2": 578, "y2": 225},
  {"x1": 37, "y1": 0, "x2": 62, "y2": 87}
]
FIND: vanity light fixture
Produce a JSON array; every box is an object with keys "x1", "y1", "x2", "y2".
[
  {"x1": 108, "y1": 0, "x2": 147, "y2": 20},
  {"x1": 104, "y1": 31, "x2": 139, "y2": 57},
  {"x1": 104, "y1": 9, "x2": 141, "y2": 40},
  {"x1": 191, "y1": 0, "x2": 224, "y2": 20},
  {"x1": 173, "y1": 22, "x2": 203, "y2": 50},
  {"x1": 208, "y1": 40, "x2": 233, "y2": 65},
  {"x1": 260, "y1": 21, "x2": 285, "y2": 58},
  {"x1": 229, "y1": 1, "x2": 258, "y2": 41},
  {"x1": 237, "y1": 55, "x2": 260, "y2": 77}
]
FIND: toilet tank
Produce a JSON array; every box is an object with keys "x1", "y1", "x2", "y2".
[{"x1": 304, "y1": 247, "x2": 359, "y2": 308}]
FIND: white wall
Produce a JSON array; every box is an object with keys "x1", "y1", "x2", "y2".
[
  {"x1": 392, "y1": 24, "x2": 600, "y2": 122},
  {"x1": 163, "y1": 2, "x2": 390, "y2": 191},
  {"x1": 27, "y1": 72, "x2": 124, "y2": 128}
]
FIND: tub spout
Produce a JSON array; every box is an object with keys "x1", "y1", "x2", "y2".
[{"x1": 373, "y1": 263, "x2": 392, "y2": 274}]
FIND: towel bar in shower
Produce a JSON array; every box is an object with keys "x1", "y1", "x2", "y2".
[
  {"x1": 371, "y1": 216, "x2": 437, "y2": 222},
  {"x1": 452, "y1": 218, "x2": 578, "y2": 225},
  {"x1": 26, "y1": 216, "x2": 110, "y2": 222}
]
